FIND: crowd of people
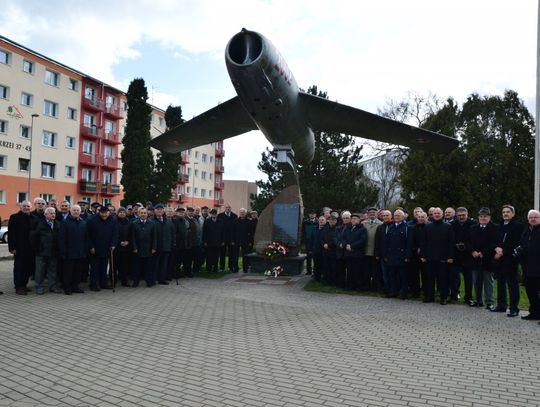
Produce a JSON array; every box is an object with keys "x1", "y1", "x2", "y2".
[
  {"x1": 4, "y1": 198, "x2": 540, "y2": 324},
  {"x1": 6, "y1": 198, "x2": 257, "y2": 296},
  {"x1": 303, "y1": 205, "x2": 540, "y2": 323}
]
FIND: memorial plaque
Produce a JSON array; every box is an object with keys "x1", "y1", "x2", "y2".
[{"x1": 272, "y1": 203, "x2": 300, "y2": 246}]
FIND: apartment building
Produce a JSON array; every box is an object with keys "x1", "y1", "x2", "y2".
[{"x1": 0, "y1": 35, "x2": 224, "y2": 220}]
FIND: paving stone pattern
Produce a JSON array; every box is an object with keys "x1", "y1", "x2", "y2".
[{"x1": 0, "y1": 260, "x2": 539, "y2": 407}]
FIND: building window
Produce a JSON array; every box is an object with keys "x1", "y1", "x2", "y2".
[
  {"x1": 67, "y1": 107, "x2": 77, "y2": 120},
  {"x1": 40, "y1": 193, "x2": 55, "y2": 202},
  {"x1": 0, "y1": 190, "x2": 5, "y2": 204},
  {"x1": 82, "y1": 141, "x2": 94, "y2": 154},
  {"x1": 64, "y1": 195, "x2": 72, "y2": 203},
  {"x1": 103, "y1": 171, "x2": 113, "y2": 184},
  {"x1": 0, "y1": 49, "x2": 10, "y2": 64},
  {"x1": 17, "y1": 192, "x2": 28, "y2": 203},
  {"x1": 102, "y1": 198, "x2": 112, "y2": 205},
  {"x1": 210, "y1": 156, "x2": 214, "y2": 163},
  {"x1": 0, "y1": 120, "x2": 8, "y2": 134},
  {"x1": 44, "y1": 70, "x2": 60, "y2": 86},
  {"x1": 193, "y1": 187, "x2": 198, "y2": 196},
  {"x1": 202, "y1": 153, "x2": 207, "y2": 163},
  {"x1": 23, "y1": 60, "x2": 34, "y2": 74},
  {"x1": 21, "y1": 92, "x2": 33, "y2": 106},
  {"x1": 201, "y1": 189, "x2": 206, "y2": 198},
  {"x1": 194, "y1": 169, "x2": 199, "y2": 177},
  {"x1": 41, "y1": 162, "x2": 56, "y2": 178},
  {"x1": 65, "y1": 165, "x2": 74, "y2": 178},
  {"x1": 43, "y1": 100, "x2": 58, "y2": 117},
  {"x1": 85, "y1": 86, "x2": 96, "y2": 100},
  {"x1": 187, "y1": 167, "x2": 192, "y2": 176},
  {"x1": 18, "y1": 158, "x2": 29, "y2": 172},
  {"x1": 195, "y1": 151, "x2": 199, "y2": 159},
  {"x1": 82, "y1": 169, "x2": 94, "y2": 181},
  {"x1": 209, "y1": 173, "x2": 213, "y2": 181},
  {"x1": 42, "y1": 131, "x2": 57, "y2": 147},
  {"x1": 83, "y1": 113, "x2": 96, "y2": 128},
  {"x1": 105, "y1": 95, "x2": 116, "y2": 109},
  {"x1": 209, "y1": 190, "x2": 213, "y2": 198},
  {"x1": 20, "y1": 125, "x2": 30, "y2": 139},
  {"x1": 104, "y1": 146, "x2": 114, "y2": 158},
  {"x1": 186, "y1": 186, "x2": 191, "y2": 194},
  {"x1": 68, "y1": 78, "x2": 78, "y2": 91},
  {"x1": 201, "y1": 171, "x2": 207, "y2": 180},
  {"x1": 158, "y1": 117, "x2": 164, "y2": 127},
  {"x1": 0, "y1": 155, "x2": 6, "y2": 169},
  {"x1": 0, "y1": 84, "x2": 9, "y2": 99},
  {"x1": 66, "y1": 136, "x2": 75, "y2": 149}
]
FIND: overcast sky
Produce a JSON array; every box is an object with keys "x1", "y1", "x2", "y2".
[{"x1": 3, "y1": 0, "x2": 537, "y2": 181}]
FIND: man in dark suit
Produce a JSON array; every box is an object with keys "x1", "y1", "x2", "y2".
[
  {"x1": 152, "y1": 203, "x2": 176, "y2": 285},
  {"x1": 341, "y1": 213, "x2": 367, "y2": 290},
  {"x1": 303, "y1": 210, "x2": 318, "y2": 275},
  {"x1": 519, "y1": 209, "x2": 540, "y2": 321},
  {"x1": 217, "y1": 203, "x2": 237, "y2": 272},
  {"x1": 232, "y1": 208, "x2": 253, "y2": 273},
  {"x1": 468, "y1": 207, "x2": 499, "y2": 310},
  {"x1": 420, "y1": 207, "x2": 455, "y2": 304},
  {"x1": 184, "y1": 207, "x2": 199, "y2": 277},
  {"x1": 87, "y1": 206, "x2": 118, "y2": 291},
  {"x1": 374, "y1": 210, "x2": 393, "y2": 294},
  {"x1": 451, "y1": 207, "x2": 477, "y2": 304},
  {"x1": 8, "y1": 200, "x2": 35, "y2": 295},
  {"x1": 383, "y1": 209, "x2": 413, "y2": 299},
  {"x1": 203, "y1": 209, "x2": 223, "y2": 273},
  {"x1": 131, "y1": 207, "x2": 157, "y2": 287},
  {"x1": 59, "y1": 205, "x2": 89, "y2": 295},
  {"x1": 309, "y1": 215, "x2": 327, "y2": 282}
]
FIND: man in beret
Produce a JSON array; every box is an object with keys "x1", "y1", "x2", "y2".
[
  {"x1": 468, "y1": 207, "x2": 499, "y2": 309},
  {"x1": 87, "y1": 205, "x2": 118, "y2": 291}
]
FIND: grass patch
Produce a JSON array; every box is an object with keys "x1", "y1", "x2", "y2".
[{"x1": 304, "y1": 277, "x2": 531, "y2": 309}]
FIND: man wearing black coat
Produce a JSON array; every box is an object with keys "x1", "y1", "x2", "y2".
[
  {"x1": 468, "y1": 207, "x2": 499, "y2": 309},
  {"x1": 31, "y1": 207, "x2": 62, "y2": 294},
  {"x1": 451, "y1": 207, "x2": 477, "y2": 304},
  {"x1": 173, "y1": 208, "x2": 188, "y2": 278},
  {"x1": 232, "y1": 209, "x2": 253, "y2": 273},
  {"x1": 340, "y1": 213, "x2": 367, "y2": 290},
  {"x1": 152, "y1": 204, "x2": 176, "y2": 285},
  {"x1": 492, "y1": 205, "x2": 523, "y2": 316},
  {"x1": 334, "y1": 211, "x2": 351, "y2": 289},
  {"x1": 217, "y1": 204, "x2": 237, "y2": 272},
  {"x1": 383, "y1": 210, "x2": 413, "y2": 299},
  {"x1": 374, "y1": 210, "x2": 393, "y2": 294},
  {"x1": 183, "y1": 207, "x2": 199, "y2": 277},
  {"x1": 87, "y1": 206, "x2": 118, "y2": 291},
  {"x1": 203, "y1": 209, "x2": 224, "y2": 272},
  {"x1": 115, "y1": 207, "x2": 132, "y2": 286},
  {"x1": 8, "y1": 200, "x2": 34, "y2": 295},
  {"x1": 420, "y1": 207, "x2": 455, "y2": 304},
  {"x1": 518, "y1": 210, "x2": 540, "y2": 321},
  {"x1": 309, "y1": 215, "x2": 327, "y2": 282},
  {"x1": 59, "y1": 205, "x2": 89, "y2": 295},
  {"x1": 131, "y1": 207, "x2": 157, "y2": 287},
  {"x1": 321, "y1": 215, "x2": 338, "y2": 285}
]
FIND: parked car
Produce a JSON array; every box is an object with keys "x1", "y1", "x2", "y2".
[{"x1": 0, "y1": 226, "x2": 8, "y2": 243}]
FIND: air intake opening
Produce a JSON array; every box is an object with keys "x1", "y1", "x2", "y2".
[{"x1": 228, "y1": 32, "x2": 263, "y2": 65}]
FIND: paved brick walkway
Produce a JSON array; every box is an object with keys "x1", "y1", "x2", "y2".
[{"x1": 1, "y1": 261, "x2": 539, "y2": 407}]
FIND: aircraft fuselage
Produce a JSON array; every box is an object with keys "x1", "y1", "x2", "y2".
[{"x1": 225, "y1": 30, "x2": 315, "y2": 165}]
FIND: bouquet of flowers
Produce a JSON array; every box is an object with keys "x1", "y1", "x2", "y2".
[
  {"x1": 263, "y1": 241, "x2": 289, "y2": 260},
  {"x1": 264, "y1": 266, "x2": 284, "y2": 278}
]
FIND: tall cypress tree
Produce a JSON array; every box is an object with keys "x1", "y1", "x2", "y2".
[
  {"x1": 148, "y1": 105, "x2": 184, "y2": 204},
  {"x1": 121, "y1": 78, "x2": 153, "y2": 205}
]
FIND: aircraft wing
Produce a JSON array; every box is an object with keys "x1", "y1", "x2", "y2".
[
  {"x1": 150, "y1": 96, "x2": 258, "y2": 153},
  {"x1": 298, "y1": 92, "x2": 458, "y2": 153}
]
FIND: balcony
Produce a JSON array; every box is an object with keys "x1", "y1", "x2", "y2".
[
  {"x1": 104, "y1": 103, "x2": 124, "y2": 119},
  {"x1": 80, "y1": 180, "x2": 98, "y2": 193},
  {"x1": 215, "y1": 147, "x2": 225, "y2": 157},
  {"x1": 80, "y1": 125, "x2": 102, "y2": 139},
  {"x1": 214, "y1": 198, "x2": 224, "y2": 207},
  {"x1": 101, "y1": 183, "x2": 121, "y2": 195},
  {"x1": 80, "y1": 153, "x2": 99, "y2": 166},
  {"x1": 82, "y1": 96, "x2": 104, "y2": 112},
  {"x1": 214, "y1": 180, "x2": 224, "y2": 189},
  {"x1": 180, "y1": 152, "x2": 189, "y2": 164},
  {"x1": 180, "y1": 194, "x2": 188, "y2": 203},
  {"x1": 178, "y1": 174, "x2": 189, "y2": 184},
  {"x1": 215, "y1": 164, "x2": 224, "y2": 173},
  {"x1": 170, "y1": 191, "x2": 179, "y2": 200},
  {"x1": 103, "y1": 131, "x2": 122, "y2": 144},
  {"x1": 102, "y1": 156, "x2": 120, "y2": 169}
]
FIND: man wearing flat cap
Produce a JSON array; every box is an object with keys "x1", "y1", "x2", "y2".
[
  {"x1": 468, "y1": 207, "x2": 499, "y2": 309},
  {"x1": 340, "y1": 212, "x2": 367, "y2": 290},
  {"x1": 87, "y1": 205, "x2": 118, "y2": 291}
]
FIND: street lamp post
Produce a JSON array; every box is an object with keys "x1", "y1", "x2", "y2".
[{"x1": 27, "y1": 113, "x2": 39, "y2": 199}]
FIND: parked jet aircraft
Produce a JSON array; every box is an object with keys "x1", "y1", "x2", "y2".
[{"x1": 150, "y1": 29, "x2": 458, "y2": 167}]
